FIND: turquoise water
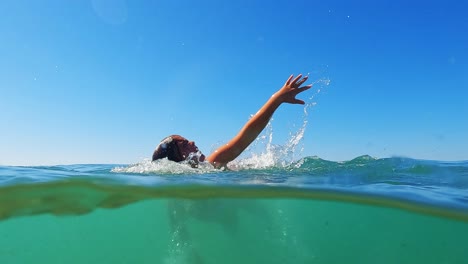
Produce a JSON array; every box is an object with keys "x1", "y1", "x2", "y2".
[{"x1": 1, "y1": 156, "x2": 468, "y2": 263}]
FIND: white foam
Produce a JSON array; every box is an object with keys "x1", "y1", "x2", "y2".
[{"x1": 112, "y1": 159, "x2": 217, "y2": 174}]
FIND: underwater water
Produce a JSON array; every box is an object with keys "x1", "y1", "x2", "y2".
[{"x1": 1, "y1": 156, "x2": 468, "y2": 264}]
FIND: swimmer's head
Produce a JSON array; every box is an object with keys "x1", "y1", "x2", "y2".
[{"x1": 152, "y1": 135, "x2": 205, "y2": 164}]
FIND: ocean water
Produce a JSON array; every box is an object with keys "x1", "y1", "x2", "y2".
[{"x1": 1, "y1": 156, "x2": 468, "y2": 264}]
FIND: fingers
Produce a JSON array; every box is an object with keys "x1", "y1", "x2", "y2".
[
  {"x1": 288, "y1": 74, "x2": 310, "y2": 88},
  {"x1": 291, "y1": 84, "x2": 312, "y2": 105},
  {"x1": 283, "y1": 74, "x2": 311, "y2": 105},
  {"x1": 295, "y1": 75, "x2": 309, "y2": 87},
  {"x1": 285, "y1": 74, "x2": 293, "y2": 86},
  {"x1": 293, "y1": 99, "x2": 305, "y2": 105},
  {"x1": 291, "y1": 74, "x2": 303, "y2": 86},
  {"x1": 298, "y1": 84, "x2": 313, "y2": 92}
]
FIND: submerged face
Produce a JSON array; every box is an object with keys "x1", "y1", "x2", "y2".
[
  {"x1": 152, "y1": 135, "x2": 205, "y2": 163},
  {"x1": 171, "y1": 135, "x2": 203, "y2": 161}
]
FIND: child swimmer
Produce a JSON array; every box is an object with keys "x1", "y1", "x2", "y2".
[{"x1": 152, "y1": 74, "x2": 312, "y2": 169}]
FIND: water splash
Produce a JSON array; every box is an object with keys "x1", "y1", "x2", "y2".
[
  {"x1": 230, "y1": 76, "x2": 330, "y2": 170},
  {"x1": 112, "y1": 158, "x2": 217, "y2": 175}
]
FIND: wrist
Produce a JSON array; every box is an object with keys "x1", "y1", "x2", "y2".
[{"x1": 271, "y1": 92, "x2": 285, "y2": 106}]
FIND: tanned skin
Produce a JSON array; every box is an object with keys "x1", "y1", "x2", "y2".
[{"x1": 206, "y1": 74, "x2": 312, "y2": 168}]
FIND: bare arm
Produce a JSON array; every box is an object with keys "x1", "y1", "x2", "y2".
[{"x1": 206, "y1": 74, "x2": 312, "y2": 168}]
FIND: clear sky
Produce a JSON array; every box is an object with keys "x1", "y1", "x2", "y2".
[{"x1": 1, "y1": 0, "x2": 467, "y2": 165}]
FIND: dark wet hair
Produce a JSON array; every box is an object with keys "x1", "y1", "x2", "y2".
[{"x1": 152, "y1": 135, "x2": 184, "y2": 162}]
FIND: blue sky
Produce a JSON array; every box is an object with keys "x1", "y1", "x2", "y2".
[{"x1": 1, "y1": 0, "x2": 467, "y2": 165}]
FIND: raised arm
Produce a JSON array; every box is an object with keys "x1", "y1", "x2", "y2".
[{"x1": 206, "y1": 74, "x2": 312, "y2": 168}]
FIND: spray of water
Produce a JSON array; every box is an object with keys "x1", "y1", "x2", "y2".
[
  {"x1": 230, "y1": 77, "x2": 330, "y2": 170},
  {"x1": 112, "y1": 155, "x2": 217, "y2": 174}
]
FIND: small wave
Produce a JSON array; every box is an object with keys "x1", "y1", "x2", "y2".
[{"x1": 112, "y1": 159, "x2": 218, "y2": 175}]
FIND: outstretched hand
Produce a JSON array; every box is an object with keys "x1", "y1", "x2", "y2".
[{"x1": 275, "y1": 74, "x2": 312, "y2": 105}]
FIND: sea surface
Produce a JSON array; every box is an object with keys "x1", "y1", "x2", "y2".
[{"x1": 1, "y1": 156, "x2": 468, "y2": 263}]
